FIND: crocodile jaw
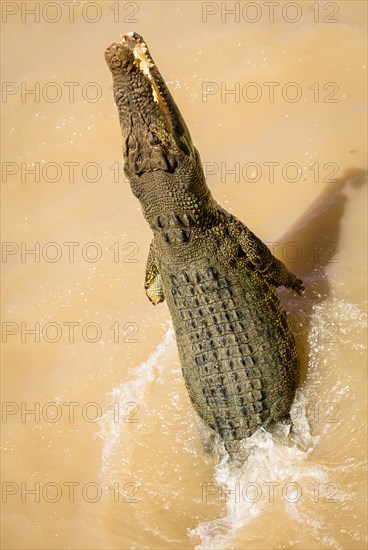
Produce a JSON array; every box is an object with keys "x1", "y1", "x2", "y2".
[
  {"x1": 105, "y1": 32, "x2": 195, "y2": 175},
  {"x1": 121, "y1": 33, "x2": 161, "y2": 104}
]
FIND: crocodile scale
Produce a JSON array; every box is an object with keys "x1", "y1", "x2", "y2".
[
  {"x1": 163, "y1": 264, "x2": 299, "y2": 452},
  {"x1": 105, "y1": 33, "x2": 304, "y2": 456}
]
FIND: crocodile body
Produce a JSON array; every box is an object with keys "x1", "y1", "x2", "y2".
[{"x1": 105, "y1": 33, "x2": 304, "y2": 455}]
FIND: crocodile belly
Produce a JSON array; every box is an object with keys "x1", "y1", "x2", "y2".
[{"x1": 166, "y1": 266, "x2": 299, "y2": 447}]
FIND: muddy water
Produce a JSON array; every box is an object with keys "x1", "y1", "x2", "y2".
[{"x1": 1, "y1": 1, "x2": 367, "y2": 548}]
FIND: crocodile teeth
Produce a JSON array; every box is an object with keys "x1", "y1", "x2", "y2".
[{"x1": 121, "y1": 32, "x2": 160, "y2": 103}]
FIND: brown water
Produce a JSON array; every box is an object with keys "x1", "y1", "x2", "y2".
[{"x1": 1, "y1": 1, "x2": 367, "y2": 548}]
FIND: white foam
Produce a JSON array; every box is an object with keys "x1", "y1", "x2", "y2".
[
  {"x1": 188, "y1": 295, "x2": 367, "y2": 549},
  {"x1": 97, "y1": 295, "x2": 364, "y2": 547},
  {"x1": 97, "y1": 323, "x2": 175, "y2": 475},
  {"x1": 189, "y1": 390, "x2": 341, "y2": 549}
]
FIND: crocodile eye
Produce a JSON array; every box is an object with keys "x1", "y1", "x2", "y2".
[
  {"x1": 148, "y1": 133, "x2": 159, "y2": 145},
  {"x1": 237, "y1": 245, "x2": 246, "y2": 258}
]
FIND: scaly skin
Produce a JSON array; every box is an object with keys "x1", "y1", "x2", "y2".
[{"x1": 105, "y1": 33, "x2": 304, "y2": 455}]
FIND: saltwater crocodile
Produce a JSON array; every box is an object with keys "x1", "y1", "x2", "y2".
[{"x1": 105, "y1": 33, "x2": 304, "y2": 455}]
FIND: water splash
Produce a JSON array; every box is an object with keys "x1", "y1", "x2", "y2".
[
  {"x1": 189, "y1": 390, "x2": 341, "y2": 549},
  {"x1": 97, "y1": 323, "x2": 175, "y2": 475}
]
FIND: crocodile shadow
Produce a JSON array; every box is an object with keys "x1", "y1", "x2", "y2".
[{"x1": 277, "y1": 167, "x2": 367, "y2": 384}]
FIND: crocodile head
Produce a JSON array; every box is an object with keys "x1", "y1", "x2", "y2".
[{"x1": 105, "y1": 33, "x2": 210, "y2": 220}]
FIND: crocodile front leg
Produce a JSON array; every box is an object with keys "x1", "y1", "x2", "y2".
[
  {"x1": 227, "y1": 216, "x2": 305, "y2": 295},
  {"x1": 144, "y1": 241, "x2": 165, "y2": 305}
]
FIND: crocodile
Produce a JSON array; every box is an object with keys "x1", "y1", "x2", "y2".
[{"x1": 105, "y1": 33, "x2": 304, "y2": 455}]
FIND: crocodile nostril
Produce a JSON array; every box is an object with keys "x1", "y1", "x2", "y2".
[{"x1": 106, "y1": 42, "x2": 118, "y2": 54}]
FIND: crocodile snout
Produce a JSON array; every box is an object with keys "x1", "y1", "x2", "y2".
[
  {"x1": 104, "y1": 41, "x2": 135, "y2": 72},
  {"x1": 105, "y1": 32, "x2": 196, "y2": 176}
]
